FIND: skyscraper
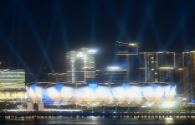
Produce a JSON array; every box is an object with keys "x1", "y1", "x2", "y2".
[
  {"x1": 174, "y1": 67, "x2": 190, "y2": 98},
  {"x1": 182, "y1": 51, "x2": 195, "y2": 102},
  {"x1": 66, "y1": 48, "x2": 96, "y2": 84},
  {"x1": 139, "y1": 51, "x2": 175, "y2": 83},
  {"x1": 182, "y1": 52, "x2": 191, "y2": 67},
  {"x1": 0, "y1": 69, "x2": 25, "y2": 90},
  {"x1": 105, "y1": 66, "x2": 128, "y2": 83},
  {"x1": 115, "y1": 41, "x2": 139, "y2": 82},
  {"x1": 190, "y1": 51, "x2": 195, "y2": 102},
  {"x1": 157, "y1": 52, "x2": 175, "y2": 83},
  {"x1": 139, "y1": 52, "x2": 158, "y2": 82}
]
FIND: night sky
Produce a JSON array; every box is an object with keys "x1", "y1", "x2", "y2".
[{"x1": 0, "y1": 0, "x2": 195, "y2": 74}]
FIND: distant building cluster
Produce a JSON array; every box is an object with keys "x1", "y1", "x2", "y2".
[
  {"x1": 65, "y1": 41, "x2": 195, "y2": 102},
  {"x1": 0, "y1": 69, "x2": 26, "y2": 99},
  {"x1": 0, "y1": 41, "x2": 195, "y2": 103},
  {"x1": 66, "y1": 48, "x2": 96, "y2": 83},
  {"x1": 0, "y1": 69, "x2": 25, "y2": 90},
  {"x1": 27, "y1": 83, "x2": 176, "y2": 105}
]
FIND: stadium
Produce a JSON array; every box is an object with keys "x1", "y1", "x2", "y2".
[{"x1": 26, "y1": 83, "x2": 177, "y2": 110}]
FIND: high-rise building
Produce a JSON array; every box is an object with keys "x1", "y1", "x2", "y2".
[
  {"x1": 182, "y1": 51, "x2": 195, "y2": 102},
  {"x1": 190, "y1": 51, "x2": 195, "y2": 102},
  {"x1": 174, "y1": 67, "x2": 190, "y2": 98},
  {"x1": 105, "y1": 66, "x2": 128, "y2": 83},
  {"x1": 0, "y1": 69, "x2": 25, "y2": 90},
  {"x1": 95, "y1": 70, "x2": 104, "y2": 83},
  {"x1": 66, "y1": 48, "x2": 96, "y2": 84},
  {"x1": 175, "y1": 53, "x2": 182, "y2": 68},
  {"x1": 139, "y1": 52, "x2": 158, "y2": 82},
  {"x1": 115, "y1": 41, "x2": 139, "y2": 82},
  {"x1": 139, "y1": 52, "x2": 175, "y2": 83},
  {"x1": 182, "y1": 52, "x2": 191, "y2": 67},
  {"x1": 47, "y1": 73, "x2": 67, "y2": 82},
  {"x1": 157, "y1": 52, "x2": 175, "y2": 83}
]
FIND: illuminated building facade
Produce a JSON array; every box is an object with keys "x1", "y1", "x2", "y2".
[
  {"x1": 182, "y1": 51, "x2": 195, "y2": 102},
  {"x1": 95, "y1": 70, "x2": 104, "y2": 83},
  {"x1": 139, "y1": 52, "x2": 158, "y2": 82},
  {"x1": 66, "y1": 48, "x2": 96, "y2": 84},
  {"x1": 182, "y1": 52, "x2": 191, "y2": 67},
  {"x1": 26, "y1": 82, "x2": 176, "y2": 105},
  {"x1": 139, "y1": 52, "x2": 175, "y2": 83},
  {"x1": 190, "y1": 51, "x2": 195, "y2": 101},
  {"x1": 0, "y1": 90, "x2": 27, "y2": 99},
  {"x1": 105, "y1": 66, "x2": 128, "y2": 83},
  {"x1": 115, "y1": 41, "x2": 139, "y2": 82},
  {"x1": 47, "y1": 73, "x2": 67, "y2": 82},
  {"x1": 187, "y1": 51, "x2": 195, "y2": 102},
  {"x1": 157, "y1": 52, "x2": 175, "y2": 83},
  {"x1": 174, "y1": 67, "x2": 190, "y2": 99},
  {"x1": 0, "y1": 69, "x2": 25, "y2": 90},
  {"x1": 175, "y1": 53, "x2": 182, "y2": 68},
  {"x1": 0, "y1": 69, "x2": 27, "y2": 99}
]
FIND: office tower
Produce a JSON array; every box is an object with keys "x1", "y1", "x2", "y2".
[
  {"x1": 0, "y1": 69, "x2": 25, "y2": 90},
  {"x1": 182, "y1": 52, "x2": 191, "y2": 66},
  {"x1": 47, "y1": 73, "x2": 67, "y2": 82},
  {"x1": 174, "y1": 68, "x2": 184, "y2": 94},
  {"x1": 190, "y1": 51, "x2": 195, "y2": 102},
  {"x1": 66, "y1": 48, "x2": 96, "y2": 84},
  {"x1": 173, "y1": 53, "x2": 191, "y2": 98},
  {"x1": 182, "y1": 51, "x2": 195, "y2": 102},
  {"x1": 157, "y1": 52, "x2": 175, "y2": 83},
  {"x1": 139, "y1": 51, "x2": 175, "y2": 83},
  {"x1": 174, "y1": 67, "x2": 190, "y2": 97},
  {"x1": 182, "y1": 67, "x2": 190, "y2": 97},
  {"x1": 139, "y1": 52, "x2": 158, "y2": 82},
  {"x1": 157, "y1": 52, "x2": 175, "y2": 67},
  {"x1": 105, "y1": 66, "x2": 128, "y2": 83},
  {"x1": 95, "y1": 70, "x2": 104, "y2": 83},
  {"x1": 115, "y1": 41, "x2": 139, "y2": 82},
  {"x1": 175, "y1": 53, "x2": 182, "y2": 68}
]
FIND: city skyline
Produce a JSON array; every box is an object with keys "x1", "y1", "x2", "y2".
[
  {"x1": 1, "y1": 1, "x2": 195, "y2": 120},
  {"x1": 1, "y1": 0, "x2": 195, "y2": 74},
  {"x1": 1, "y1": 42, "x2": 195, "y2": 73}
]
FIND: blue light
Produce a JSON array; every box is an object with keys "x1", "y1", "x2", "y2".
[
  {"x1": 55, "y1": 83, "x2": 63, "y2": 93},
  {"x1": 123, "y1": 83, "x2": 131, "y2": 89},
  {"x1": 168, "y1": 83, "x2": 174, "y2": 90},
  {"x1": 31, "y1": 83, "x2": 37, "y2": 92},
  {"x1": 59, "y1": 100, "x2": 64, "y2": 104},
  {"x1": 150, "y1": 83, "x2": 158, "y2": 91},
  {"x1": 162, "y1": 92, "x2": 166, "y2": 97},
  {"x1": 89, "y1": 83, "x2": 98, "y2": 87},
  {"x1": 42, "y1": 89, "x2": 54, "y2": 104},
  {"x1": 89, "y1": 83, "x2": 98, "y2": 92}
]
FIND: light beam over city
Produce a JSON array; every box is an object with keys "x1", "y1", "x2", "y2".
[{"x1": 0, "y1": 0, "x2": 195, "y2": 124}]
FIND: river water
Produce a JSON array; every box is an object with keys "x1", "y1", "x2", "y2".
[{"x1": 1, "y1": 115, "x2": 195, "y2": 125}]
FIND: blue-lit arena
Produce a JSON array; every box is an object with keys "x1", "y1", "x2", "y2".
[{"x1": 26, "y1": 83, "x2": 176, "y2": 105}]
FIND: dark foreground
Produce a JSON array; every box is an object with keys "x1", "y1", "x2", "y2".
[
  {"x1": 1, "y1": 111, "x2": 195, "y2": 117},
  {"x1": 1, "y1": 115, "x2": 195, "y2": 125}
]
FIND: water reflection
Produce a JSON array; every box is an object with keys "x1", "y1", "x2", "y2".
[
  {"x1": 1, "y1": 115, "x2": 195, "y2": 125},
  {"x1": 165, "y1": 117, "x2": 174, "y2": 124}
]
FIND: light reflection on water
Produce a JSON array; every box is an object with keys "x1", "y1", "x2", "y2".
[
  {"x1": 165, "y1": 117, "x2": 174, "y2": 124},
  {"x1": 1, "y1": 115, "x2": 195, "y2": 125}
]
